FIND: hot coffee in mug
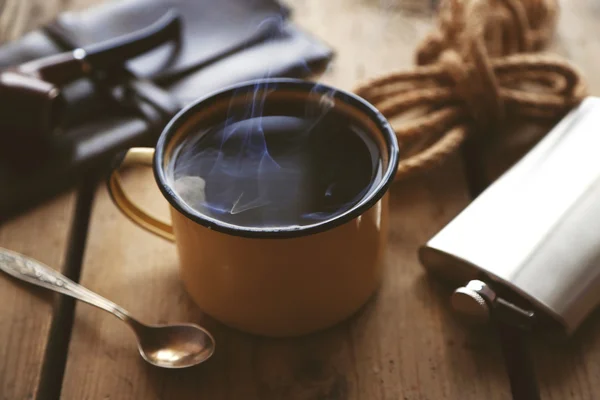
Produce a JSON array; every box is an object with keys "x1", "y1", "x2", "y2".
[{"x1": 108, "y1": 78, "x2": 399, "y2": 337}]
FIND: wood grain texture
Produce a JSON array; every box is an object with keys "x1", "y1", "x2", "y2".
[
  {"x1": 0, "y1": 1, "x2": 82, "y2": 399},
  {"x1": 467, "y1": 1, "x2": 600, "y2": 399},
  {"x1": 61, "y1": 165, "x2": 511, "y2": 400},
  {"x1": 60, "y1": 1, "x2": 511, "y2": 399},
  {"x1": 0, "y1": 193, "x2": 75, "y2": 400}
]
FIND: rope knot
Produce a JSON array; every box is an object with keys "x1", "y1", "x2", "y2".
[
  {"x1": 438, "y1": 46, "x2": 503, "y2": 132},
  {"x1": 354, "y1": 0, "x2": 588, "y2": 181},
  {"x1": 416, "y1": 0, "x2": 558, "y2": 64},
  {"x1": 435, "y1": 0, "x2": 507, "y2": 131}
]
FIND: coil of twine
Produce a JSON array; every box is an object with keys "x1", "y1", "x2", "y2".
[{"x1": 354, "y1": 0, "x2": 587, "y2": 181}]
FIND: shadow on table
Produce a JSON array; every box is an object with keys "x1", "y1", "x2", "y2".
[
  {"x1": 139, "y1": 270, "x2": 511, "y2": 400},
  {"x1": 533, "y1": 307, "x2": 600, "y2": 397},
  {"x1": 413, "y1": 273, "x2": 511, "y2": 390},
  {"x1": 143, "y1": 311, "x2": 355, "y2": 400}
]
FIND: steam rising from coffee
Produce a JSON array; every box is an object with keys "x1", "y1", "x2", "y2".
[{"x1": 167, "y1": 17, "x2": 380, "y2": 228}]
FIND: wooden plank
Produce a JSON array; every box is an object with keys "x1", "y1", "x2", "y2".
[
  {"x1": 0, "y1": 193, "x2": 76, "y2": 400},
  {"x1": 0, "y1": 1, "x2": 96, "y2": 398},
  {"x1": 465, "y1": 1, "x2": 600, "y2": 399},
  {"x1": 60, "y1": 1, "x2": 511, "y2": 399},
  {"x1": 61, "y1": 163, "x2": 511, "y2": 400}
]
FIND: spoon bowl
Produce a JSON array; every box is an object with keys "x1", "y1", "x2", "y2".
[
  {"x1": 133, "y1": 322, "x2": 215, "y2": 368},
  {"x1": 0, "y1": 247, "x2": 216, "y2": 369}
]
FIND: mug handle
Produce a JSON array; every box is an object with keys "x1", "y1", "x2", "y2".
[{"x1": 107, "y1": 147, "x2": 175, "y2": 242}]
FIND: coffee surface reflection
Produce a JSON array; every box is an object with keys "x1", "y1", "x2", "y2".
[{"x1": 169, "y1": 114, "x2": 382, "y2": 228}]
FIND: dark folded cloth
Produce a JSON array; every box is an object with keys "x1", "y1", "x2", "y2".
[{"x1": 0, "y1": 0, "x2": 333, "y2": 221}]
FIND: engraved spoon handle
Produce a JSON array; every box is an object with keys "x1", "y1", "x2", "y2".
[{"x1": 0, "y1": 247, "x2": 131, "y2": 321}]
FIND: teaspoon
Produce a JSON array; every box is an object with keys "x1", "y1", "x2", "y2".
[{"x1": 0, "y1": 247, "x2": 215, "y2": 369}]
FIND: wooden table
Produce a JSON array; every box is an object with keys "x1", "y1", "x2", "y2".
[{"x1": 2, "y1": 1, "x2": 600, "y2": 399}]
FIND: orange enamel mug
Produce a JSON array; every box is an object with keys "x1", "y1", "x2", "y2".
[{"x1": 107, "y1": 78, "x2": 399, "y2": 337}]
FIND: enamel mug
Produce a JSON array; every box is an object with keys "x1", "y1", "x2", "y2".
[{"x1": 107, "y1": 78, "x2": 399, "y2": 337}]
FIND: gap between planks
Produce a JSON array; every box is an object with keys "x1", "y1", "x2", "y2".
[{"x1": 35, "y1": 173, "x2": 99, "y2": 400}]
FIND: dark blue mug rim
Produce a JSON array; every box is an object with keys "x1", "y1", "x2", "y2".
[{"x1": 153, "y1": 78, "x2": 399, "y2": 239}]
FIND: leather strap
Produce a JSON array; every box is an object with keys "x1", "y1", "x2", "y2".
[
  {"x1": 42, "y1": 23, "x2": 180, "y2": 127},
  {"x1": 496, "y1": 321, "x2": 541, "y2": 400}
]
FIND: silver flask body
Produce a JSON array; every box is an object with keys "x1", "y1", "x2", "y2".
[{"x1": 419, "y1": 97, "x2": 600, "y2": 334}]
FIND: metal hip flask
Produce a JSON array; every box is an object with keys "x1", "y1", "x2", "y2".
[{"x1": 419, "y1": 96, "x2": 600, "y2": 335}]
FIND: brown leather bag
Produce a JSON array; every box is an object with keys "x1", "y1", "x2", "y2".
[{"x1": 0, "y1": 0, "x2": 333, "y2": 220}]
